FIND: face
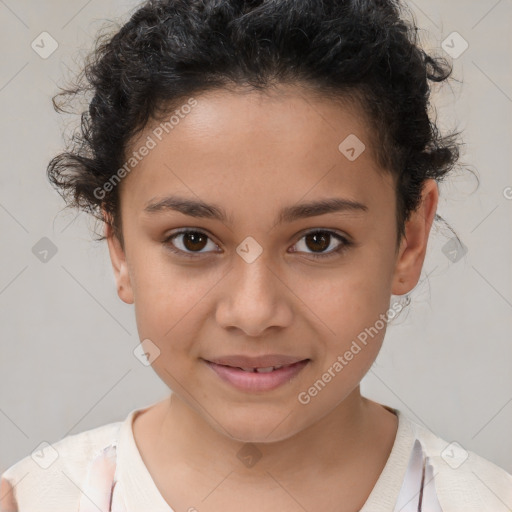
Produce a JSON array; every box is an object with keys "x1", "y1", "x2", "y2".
[{"x1": 106, "y1": 84, "x2": 437, "y2": 443}]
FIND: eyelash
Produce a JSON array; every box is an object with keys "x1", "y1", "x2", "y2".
[{"x1": 162, "y1": 229, "x2": 353, "y2": 260}]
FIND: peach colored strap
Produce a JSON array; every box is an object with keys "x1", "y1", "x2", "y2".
[{"x1": 77, "y1": 443, "x2": 126, "y2": 512}]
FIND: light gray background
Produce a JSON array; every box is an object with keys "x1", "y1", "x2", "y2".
[{"x1": 1, "y1": 0, "x2": 511, "y2": 480}]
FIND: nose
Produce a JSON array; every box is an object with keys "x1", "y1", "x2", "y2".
[{"x1": 214, "y1": 254, "x2": 294, "y2": 337}]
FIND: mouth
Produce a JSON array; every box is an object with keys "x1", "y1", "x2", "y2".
[
  {"x1": 225, "y1": 364, "x2": 296, "y2": 373},
  {"x1": 202, "y1": 358, "x2": 310, "y2": 392}
]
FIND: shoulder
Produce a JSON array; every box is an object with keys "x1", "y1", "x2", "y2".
[
  {"x1": 1, "y1": 418, "x2": 122, "y2": 511},
  {"x1": 403, "y1": 413, "x2": 512, "y2": 511}
]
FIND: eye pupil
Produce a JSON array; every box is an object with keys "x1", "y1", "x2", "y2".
[
  {"x1": 183, "y1": 232, "x2": 208, "y2": 251},
  {"x1": 305, "y1": 231, "x2": 330, "y2": 252}
]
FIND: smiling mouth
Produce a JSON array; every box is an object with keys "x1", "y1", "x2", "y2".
[
  {"x1": 203, "y1": 359, "x2": 311, "y2": 392},
  {"x1": 218, "y1": 362, "x2": 304, "y2": 373}
]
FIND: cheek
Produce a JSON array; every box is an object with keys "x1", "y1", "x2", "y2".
[
  {"x1": 297, "y1": 260, "x2": 393, "y2": 381},
  {"x1": 130, "y1": 253, "x2": 220, "y2": 350},
  {"x1": 301, "y1": 275, "x2": 390, "y2": 403},
  {"x1": 131, "y1": 272, "x2": 206, "y2": 384},
  {"x1": 302, "y1": 264, "x2": 392, "y2": 336}
]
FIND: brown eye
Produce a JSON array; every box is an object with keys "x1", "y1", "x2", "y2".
[
  {"x1": 163, "y1": 229, "x2": 219, "y2": 258},
  {"x1": 181, "y1": 231, "x2": 208, "y2": 251},
  {"x1": 305, "y1": 232, "x2": 330, "y2": 252},
  {"x1": 291, "y1": 230, "x2": 351, "y2": 259}
]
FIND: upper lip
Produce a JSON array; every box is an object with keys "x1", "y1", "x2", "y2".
[{"x1": 204, "y1": 355, "x2": 309, "y2": 368}]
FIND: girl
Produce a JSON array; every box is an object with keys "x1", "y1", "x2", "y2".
[{"x1": 2, "y1": 0, "x2": 511, "y2": 510}]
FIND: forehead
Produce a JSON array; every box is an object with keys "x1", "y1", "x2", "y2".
[{"x1": 119, "y1": 84, "x2": 393, "y2": 219}]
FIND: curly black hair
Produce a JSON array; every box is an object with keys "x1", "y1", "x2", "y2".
[{"x1": 48, "y1": 0, "x2": 471, "y2": 253}]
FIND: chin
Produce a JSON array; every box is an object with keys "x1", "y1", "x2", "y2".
[{"x1": 211, "y1": 407, "x2": 305, "y2": 445}]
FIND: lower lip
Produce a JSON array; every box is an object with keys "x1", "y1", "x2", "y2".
[{"x1": 204, "y1": 359, "x2": 310, "y2": 392}]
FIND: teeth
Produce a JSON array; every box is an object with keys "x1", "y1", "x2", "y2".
[
  {"x1": 255, "y1": 366, "x2": 275, "y2": 373},
  {"x1": 237, "y1": 365, "x2": 285, "y2": 373}
]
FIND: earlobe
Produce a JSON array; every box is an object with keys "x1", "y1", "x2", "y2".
[
  {"x1": 391, "y1": 179, "x2": 439, "y2": 296},
  {"x1": 103, "y1": 210, "x2": 135, "y2": 305}
]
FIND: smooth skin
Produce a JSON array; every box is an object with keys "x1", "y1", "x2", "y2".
[{"x1": 102, "y1": 84, "x2": 438, "y2": 512}]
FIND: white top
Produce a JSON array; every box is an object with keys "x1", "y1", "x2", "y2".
[{"x1": 2, "y1": 403, "x2": 511, "y2": 511}]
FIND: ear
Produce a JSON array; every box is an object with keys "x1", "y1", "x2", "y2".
[
  {"x1": 103, "y1": 209, "x2": 135, "y2": 304},
  {"x1": 391, "y1": 179, "x2": 438, "y2": 296}
]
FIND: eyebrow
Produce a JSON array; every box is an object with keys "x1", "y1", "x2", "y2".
[{"x1": 143, "y1": 195, "x2": 368, "y2": 225}]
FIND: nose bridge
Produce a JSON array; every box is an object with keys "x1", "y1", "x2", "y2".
[
  {"x1": 216, "y1": 247, "x2": 292, "y2": 334},
  {"x1": 230, "y1": 246, "x2": 278, "y2": 304}
]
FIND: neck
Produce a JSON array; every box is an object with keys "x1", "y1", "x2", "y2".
[{"x1": 154, "y1": 388, "x2": 391, "y2": 483}]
